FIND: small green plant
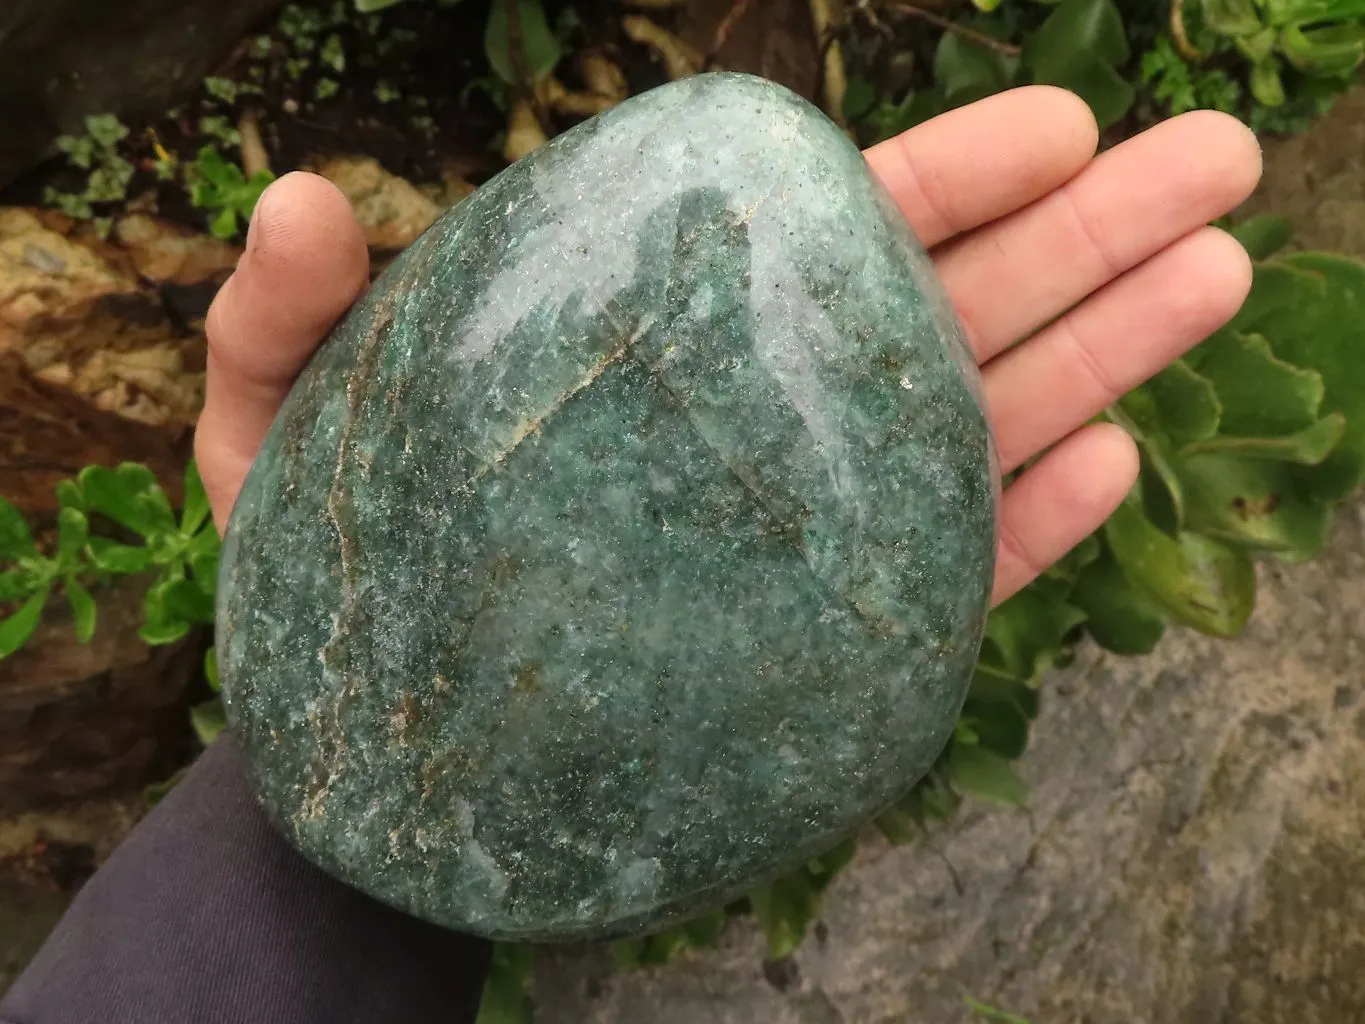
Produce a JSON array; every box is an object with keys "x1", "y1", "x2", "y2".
[
  {"x1": 0, "y1": 462, "x2": 219, "y2": 659},
  {"x1": 188, "y1": 146, "x2": 276, "y2": 240},
  {"x1": 1178, "y1": 0, "x2": 1365, "y2": 109},
  {"x1": 40, "y1": 113, "x2": 135, "y2": 230},
  {"x1": 845, "y1": 0, "x2": 1365, "y2": 145}
]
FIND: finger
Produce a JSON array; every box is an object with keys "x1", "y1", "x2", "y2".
[
  {"x1": 864, "y1": 85, "x2": 1098, "y2": 249},
  {"x1": 937, "y1": 110, "x2": 1262, "y2": 364},
  {"x1": 985, "y1": 226, "x2": 1253, "y2": 475},
  {"x1": 992, "y1": 422, "x2": 1138, "y2": 605},
  {"x1": 195, "y1": 171, "x2": 369, "y2": 523}
]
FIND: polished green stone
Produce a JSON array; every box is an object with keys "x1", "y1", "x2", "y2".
[{"x1": 217, "y1": 72, "x2": 998, "y2": 943}]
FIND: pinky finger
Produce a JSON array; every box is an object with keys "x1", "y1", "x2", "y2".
[{"x1": 991, "y1": 422, "x2": 1139, "y2": 606}]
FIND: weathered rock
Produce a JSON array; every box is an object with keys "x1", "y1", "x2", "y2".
[
  {"x1": 313, "y1": 156, "x2": 443, "y2": 252},
  {"x1": 0, "y1": 0, "x2": 284, "y2": 190},
  {"x1": 0, "y1": 574, "x2": 203, "y2": 815},
  {"x1": 218, "y1": 73, "x2": 996, "y2": 942},
  {"x1": 0, "y1": 207, "x2": 222, "y2": 512}
]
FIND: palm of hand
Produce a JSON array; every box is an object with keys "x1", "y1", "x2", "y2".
[{"x1": 195, "y1": 86, "x2": 1261, "y2": 605}]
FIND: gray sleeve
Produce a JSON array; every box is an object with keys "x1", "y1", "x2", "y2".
[{"x1": 1, "y1": 735, "x2": 492, "y2": 1024}]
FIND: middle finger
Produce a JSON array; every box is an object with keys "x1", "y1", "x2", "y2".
[{"x1": 932, "y1": 109, "x2": 1262, "y2": 365}]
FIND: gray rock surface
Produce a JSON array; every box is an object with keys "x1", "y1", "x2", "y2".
[{"x1": 534, "y1": 502, "x2": 1365, "y2": 1024}]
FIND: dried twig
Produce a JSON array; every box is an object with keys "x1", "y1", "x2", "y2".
[
  {"x1": 881, "y1": 0, "x2": 1022, "y2": 57},
  {"x1": 504, "y1": 0, "x2": 533, "y2": 97},
  {"x1": 622, "y1": 15, "x2": 704, "y2": 80},
  {"x1": 809, "y1": 0, "x2": 849, "y2": 128},
  {"x1": 707, "y1": 0, "x2": 755, "y2": 64},
  {"x1": 503, "y1": 98, "x2": 549, "y2": 163},
  {"x1": 1170, "y1": 0, "x2": 1204, "y2": 60},
  {"x1": 237, "y1": 112, "x2": 271, "y2": 178}
]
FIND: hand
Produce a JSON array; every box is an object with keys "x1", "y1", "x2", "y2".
[{"x1": 195, "y1": 85, "x2": 1261, "y2": 606}]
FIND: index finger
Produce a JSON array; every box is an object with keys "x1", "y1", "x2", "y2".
[{"x1": 864, "y1": 85, "x2": 1100, "y2": 248}]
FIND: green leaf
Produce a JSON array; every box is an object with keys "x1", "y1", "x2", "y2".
[
  {"x1": 355, "y1": 0, "x2": 407, "y2": 10},
  {"x1": 965, "y1": 995, "x2": 1033, "y2": 1024},
  {"x1": 979, "y1": 583, "x2": 1086, "y2": 682},
  {"x1": 1249, "y1": 56, "x2": 1287, "y2": 105},
  {"x1": 65, "y1": 578, "x2": 97, "y2": 643},
  {"x1": 1071, "y1": 546, "x2": 1166, "y2": 654},
  {"x1": 842, "y1": 75, "x2": 877, "y2": 122},
  {"x1": 1230, "y1": 214, "x2": 1294, "y2": 260},
  {"x1": 806, "y1": 837, "x2": 856, "y2": 891},
  {"x1": 0, "y1": 570, "x2": 36, "y2": 603},
  {"x1": 1181, "y1": 413, "x2": 1345, "y2": 463},
  {"x1": 1186, "y1": 331, "x2": 1324, "y2": 437},
  {"x1": 1279, "y1": 22, "x2": 1365, "y2": 75},
  {"x1": 749, "y1": 859, "x2": 831, "y2": 959},
  {"x1": 205, "y1": 645, "x2": 221, "y2": 692},
  {"x1": 79, "y1": 464, "x2": 176, "y2": 538},
  {"x1": 484, "y1": 0, "x2": 561, "y2": 85},
  {"x1": 960, "y1": 696, "x2": 1031, "y2": 759},
  {"x1": 190, "y1": 698, "x2": 228, "y2": 746},
  {"x1": 1104, "y1": 501, "x2": 1255, "y2": 637},
  {"x1": 934, "y1": 33, "x2": 1019, "y2": 105},
  {"x1": 1022, "y1": 0, "x2": 1135, "y2": 126},
  {"x1": 84, "y1": 113, "x2": 128, "y2": 149},
  {"x1": 54, "y1": 479, "x2": 86, "y2": 512},
  {"x1": 140, "y1": 580, "x2": 192, "y2": 646},
  {"x1": 1178, "y1": 453, "x2": 1336, "y2": 557},
  {"x1": 159, "y1": 578, "x2": 216, "y2": 625},
  {"x1": 0, "y1": 586, "x2": 50, "y2": 658},
  {"x1": 210, "y1": 206, "x2": 240, "y2": 240},
  {"x1": 181, "y1": 460, "x2": 212, "y2": 535},
  {"x1": 475, "y1": 943, "x2": 536, "y2": 1024},
  {"x1": 950, "y1": 742, "x2": 1028, "y2": 808},
  {"x1": 0, "y1": 498, "x2": 36, "y2": 560},
  {"x1": 968, "y1": 672, "x2": 1040, "y2": 719},
  {"x1": 1234, "y1": 253, "x2": 1365, "y2": 499},
  {"x1": 1111, "y1": 380, "x2": 1191, "y2": 531},
  {"x1": 86, "y1": 536, "x2": 153, "y2": 575},
  {"x1": 1143, "y1": 361, "x2": 1221, "y2": 448},
  {"x1": 57, "y1": 507, "x2": 89, "y2": 561},
  {"x1": 1025, "y1": 0, "x2": 1129, "y2": 71},
  {"x1": 1200, "y1": 0, "x2": 1265, "y2": 36}
]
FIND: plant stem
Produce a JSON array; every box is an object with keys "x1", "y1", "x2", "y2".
[
  {"x1": 707, "y1": 0, "x2": 754, "y2": 62},
  {"x1": 1170, "y1": 0, "x2": 1203, "y2": 60},
  {"x1": 880, "y1": 0, "x2": 1022, "y2": 57},
  {"x1": 503, "y1": 0, "x2": 548, "y2": 126}
]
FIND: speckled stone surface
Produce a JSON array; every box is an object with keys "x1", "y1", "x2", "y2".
[{"x1": 216, "y1": 72, "x2": 997, "y2": 943}]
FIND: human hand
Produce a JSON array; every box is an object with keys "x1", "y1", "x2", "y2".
[{"x1": 195, "y1": 85, "x2": 1261, "y2": 607}]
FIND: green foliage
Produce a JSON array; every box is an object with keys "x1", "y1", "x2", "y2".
[
  {"x1": 475, "y1": 943, "x2": 536, "y2": 1024},
  {"x1": 0, "y1": 461, "x2": 220, "y2": 661},
  {"x1": 965, "y1": 995, "x2": 1034, "y2": 1023},
  {"x1": 41, "y1": 113, "x2": 135, "y2": 231},
  {"x1": 847, "y1": 0, "x2": 1365, "y2": 145},
  {"x1": 1179, "y1": 0, "x2": 1365, "y2": 109},
  {"x1": 188, "y1": 147, "x2": 276, "y2": 240},
  {"x1": 352, "y1": 0, "x2": 560, "y2": 87}
]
